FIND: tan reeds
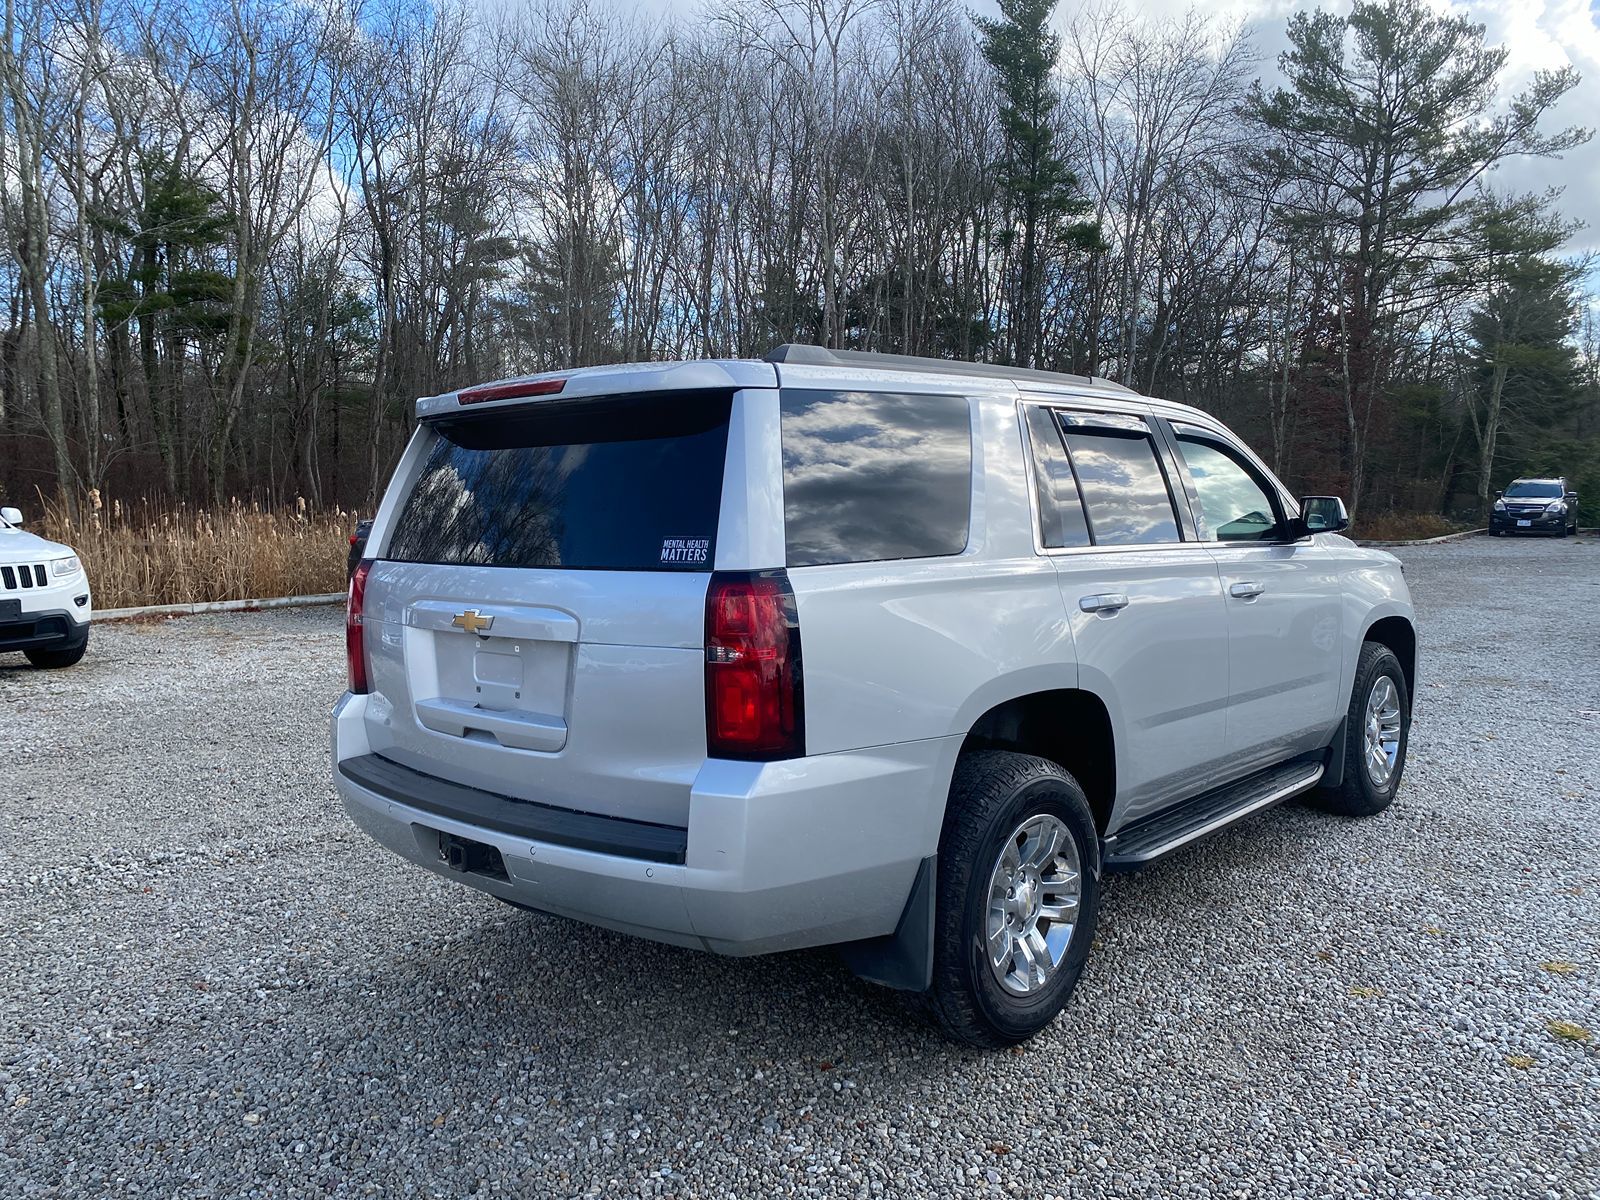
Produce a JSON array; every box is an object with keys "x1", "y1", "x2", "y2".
[{"x1": 38, "y1": 496, "x2": 354, "y2": 610}]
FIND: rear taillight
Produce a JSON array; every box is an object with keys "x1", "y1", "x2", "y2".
[
  {"x1": 705, "y1": 571, "x2": 804, "y2": 760},
  {"x1": 347, "y1": 558, "x2": 372, "y2": 695}
]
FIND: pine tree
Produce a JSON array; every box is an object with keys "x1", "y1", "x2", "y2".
[{"x1": 976, "y1": 0, "x2": 1100, "y2": 369}]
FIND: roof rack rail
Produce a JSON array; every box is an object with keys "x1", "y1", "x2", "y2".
[{"x1": 763, "y1": 344, "x2": 1136, "y2": 394}]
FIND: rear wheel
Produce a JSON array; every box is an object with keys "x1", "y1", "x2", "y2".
[
  {"x1": 1311, "y1": 642, "x2": 1409, "y2": 817},
  {"x1": 922, "y1": 751, "x2": 1100, "y2": 1048},
  {"x1": 25, "y1": 635, "x2": 87, "y2": 669}
]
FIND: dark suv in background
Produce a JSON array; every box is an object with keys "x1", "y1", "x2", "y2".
[{"x1": 1490, "y1": 478, "x2": 1580, "y2": 537}]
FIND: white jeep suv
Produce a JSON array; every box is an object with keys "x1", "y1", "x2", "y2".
[
  {"x1": 0, "y1": 505, "x2": 92, "y2": 669},
  {"x1": 333, "y1": 348, "x2": 1415, "y2": 1046}
]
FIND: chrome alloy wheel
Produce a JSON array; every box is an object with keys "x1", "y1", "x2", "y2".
[
  {"x1": 985, "y1": 814, "x2": 1082, "y2": 996},
  {"x1": 1363, "y1": 674, "x2": 1403, "y2": 787}
]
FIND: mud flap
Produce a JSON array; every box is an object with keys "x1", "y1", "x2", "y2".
[
  {"x1": 836, "y1": 856, "x2": 936, "y2": 992},
  {"x1": 1321, "y1": 716, "x2": 1347, "y2": 789}
]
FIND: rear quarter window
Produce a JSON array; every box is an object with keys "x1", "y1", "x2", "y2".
[
  {"x1": 779, "y1": 389, "x2": 972, "y2": 567},
  {"x1": 385, "y1": 391, "x2": 731, "y2": 571}
]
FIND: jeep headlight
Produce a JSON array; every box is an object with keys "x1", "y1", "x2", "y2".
[
  {"x1": 1546, "y1": 501, "x2": 1565, "y2": 514},
  {"x1": 51, "y1": 555, "x2": 81, "y2": 577},
  {"x1": 1493, "y1": 499, "x2": 1506, "y2": 510}
]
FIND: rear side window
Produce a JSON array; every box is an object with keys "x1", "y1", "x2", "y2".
[
  {"x1": 385, "y1": 391, "x2": 731, "y2": 571},
  {"x1": 780, "y1": 389, "x2": 972, "y2": 566},
  {"x1": 1056, "y1": 413, "x2": 1181, "y2": 546}
]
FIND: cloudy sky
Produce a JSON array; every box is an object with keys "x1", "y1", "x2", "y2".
[
  {"x1": 635, "y1": 0, "x2": 1600, "y2": 261},
  {"x1": 1145, "y1": 0, "x2": 1600, "y2": 255}
]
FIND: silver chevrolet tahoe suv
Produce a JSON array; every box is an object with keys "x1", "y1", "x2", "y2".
[{"x1": 333, "y1": 347, "x2": 1415, "y2": 1047}]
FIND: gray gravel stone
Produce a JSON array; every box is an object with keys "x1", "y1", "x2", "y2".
[{"x1": 1, "y1": 534, "x2": 1597, "y2": 1198}]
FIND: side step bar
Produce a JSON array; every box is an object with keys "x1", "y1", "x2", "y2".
[{"x1": 1102, "y1": 759, "x2": 1325, "y2": 871}]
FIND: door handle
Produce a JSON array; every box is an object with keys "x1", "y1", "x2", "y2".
[
  {"x1": 1079, "y1": 593, "x2": 1130, "y2": 614},
  {"x1": 1229, "y1": 581, "x2": 1266, "y2": 599}
]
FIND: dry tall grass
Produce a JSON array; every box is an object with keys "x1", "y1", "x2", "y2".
[
  {"x1": 1352, "y1": 512, "x2": 1466, "y2": 542},
  {"x1": 38, "y1": 494, "x2": 354, "y2": 610}
]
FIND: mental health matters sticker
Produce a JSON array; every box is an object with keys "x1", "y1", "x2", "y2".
[{"x1": 660, "y1": 536, "x2": 710, "y2": 566}]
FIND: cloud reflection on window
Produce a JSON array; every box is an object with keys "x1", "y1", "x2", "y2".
[
  {"x1": 1062, "y1": 430, "x2": 1180, "y2": 546},
  {"x1": 1176, "y1": 439, "x2": 1279, "y2": 542},
  {"x1": 781, "y1": 390, "x2": 972, "y2": 567}
]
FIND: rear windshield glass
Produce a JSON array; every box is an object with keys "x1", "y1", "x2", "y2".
[
  {"x1": 780, "y1": 389, "x2": 972, "y2": 566},
  {"x1": 385, "y1": 391, "x2": 731, "y2": 571}
]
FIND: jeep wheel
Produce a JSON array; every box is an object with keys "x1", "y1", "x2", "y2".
[
  {"x1": 25, "y1": 636, "x2": 88, "y2": 670},
  {"x1": 922, "y1": 751, "x2": 1099, "y2": 1048},
  {"x1": 1311, "y1": 642, "x2": 1410, "y2": 818}
]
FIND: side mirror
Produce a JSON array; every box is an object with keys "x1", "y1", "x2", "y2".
[
  {"x1": 1494, "y1": 489, "x2": 1504, "y2": 499},
  {"x1": 1566, "y1": 492, "x2": 1578, "y2": 502},
  {"x1": 1297, "y1": 496, "x2": 1349, "y2": 536},
  {"x1": 0, "y1": 506, "x2": 23, "y2": 527}
]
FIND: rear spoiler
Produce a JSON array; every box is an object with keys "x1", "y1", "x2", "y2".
[{"x1": 415, "y1": 360, "x2": 777, "y2": 422}]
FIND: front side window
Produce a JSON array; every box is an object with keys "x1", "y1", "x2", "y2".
[
  {"x1": 780, "y1": 389, "x2": 972, "y2": 566},
  {"x1": 1175, "y1": 436, "x2": 1282, "y2": 542},
  {"x1": 1056, "y1": 415, "x2": 1181, "y2": 546}
]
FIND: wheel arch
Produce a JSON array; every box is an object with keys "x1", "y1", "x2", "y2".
[
  {"x1": 1362, "y1": 614, "x2": 1416, "y2": 696},
  {"x1": 957, "y1": 688, "x2": 1117, "y2": 835}
]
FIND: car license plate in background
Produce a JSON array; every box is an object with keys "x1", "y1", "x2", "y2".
[
  {"x1": 1517, "y1": 519, "x2": 1532, "y2": 527},
  {"x1": 0, "y1": 598, "x2": 20, "y2": 622}
]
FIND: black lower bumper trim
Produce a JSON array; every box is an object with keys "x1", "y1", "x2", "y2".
[
  {"x1": 0, "y1": 608, "x2": 89, "y2": 652},
  {"x1": 338, "y1": 753, "x2": 689, "y2": 865}
]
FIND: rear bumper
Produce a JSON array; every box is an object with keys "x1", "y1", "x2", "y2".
[{"x1": 332, "y1": 692, "x2": 956, "y2": 956}]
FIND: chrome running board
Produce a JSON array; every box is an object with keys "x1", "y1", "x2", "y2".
[{"x1": 1102, "y1": 760, "x2": 1325, "y2": 871}]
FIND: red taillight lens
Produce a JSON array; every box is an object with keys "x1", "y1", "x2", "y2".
[
  {"x1": 347, "y1": 558, "x2": 372, "y2": 695},
  {"x1": 705, "y1": 571, "x2": 804, "y2": 760}
]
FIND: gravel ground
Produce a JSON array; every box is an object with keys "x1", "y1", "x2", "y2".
[{"x1": 2, "y1": 534, "x2": 1597, "y2": 1199}]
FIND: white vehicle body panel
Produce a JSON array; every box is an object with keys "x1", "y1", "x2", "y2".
[{"x1": 0, "y1": 516, "x2": 92, "y2": 655}]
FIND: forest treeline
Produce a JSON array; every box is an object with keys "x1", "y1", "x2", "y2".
[{"x1": 2, "y1": 0, "x2": 1597, "y2": 523}]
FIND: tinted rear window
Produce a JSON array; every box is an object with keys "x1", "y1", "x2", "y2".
[
  {"x1": 780, "y1": 389, "x2": 972, "y2": 567},
  {"x1": 385, "y1": 392, "x2": 730, "y2": 571},
  {"x1": 1058, "y1": 415, "x2": 1181, "y2": 546}
]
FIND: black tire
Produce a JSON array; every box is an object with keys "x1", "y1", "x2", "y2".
[
  {"x1": 25, "y1": 635, "x2": 88, "y2": 669},
  {"x1": 921, "y1": 751, "x2": 1100, "y2": 1048},
  {"x1": 1310, "y1": 642, "x2": 1410, "y2": 817}
]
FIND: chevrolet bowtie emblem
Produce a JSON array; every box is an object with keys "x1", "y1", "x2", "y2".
[{"x1": 451, "y1": 609, "x2": 494, "y2": 635}]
